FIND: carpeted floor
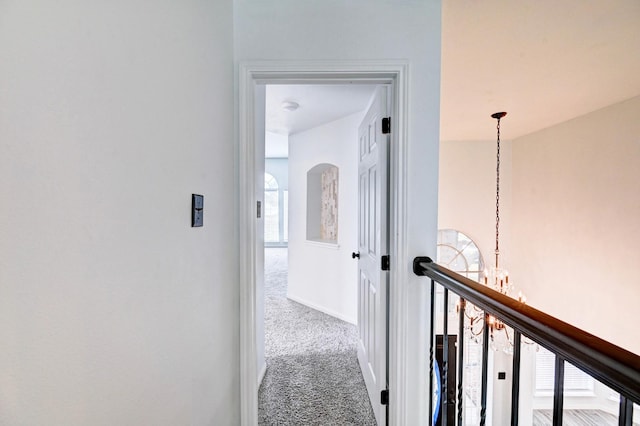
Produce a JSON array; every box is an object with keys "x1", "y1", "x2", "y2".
[{"x1": 258, "y1": 247, "x2": 377, "y2": 425}]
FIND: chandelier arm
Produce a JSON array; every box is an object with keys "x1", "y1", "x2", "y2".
[{"x1": 504, "y1": 327, "x2": 512, "y2": 347}]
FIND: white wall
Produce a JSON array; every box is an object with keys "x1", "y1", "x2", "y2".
[
  {"x1": 265, "y1": 131, "x2": 289, "y2": 158},
  {"x1": 0, "y1": 2, "x2": 238, "y2": 424},
  {"x1": 512, "y1": 96, "x2": 640, "y2": 354},
  {"x1": 234, "y1": 2, "x2": 442, "y2": 422},
  {"x1": 288, "y1": 112, "x2": 361, "y2": 324},
  {"x1": 438, "y1": 139, "x2": 513, "y2": 268}
]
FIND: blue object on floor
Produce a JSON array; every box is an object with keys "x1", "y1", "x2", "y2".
[{"x1": 433, "y1": 358, "x2": 441, "y2": 425}]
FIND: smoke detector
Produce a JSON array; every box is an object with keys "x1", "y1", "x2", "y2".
[{"x1": 281, "y1": 101, "x2": 300, "y2": 112}]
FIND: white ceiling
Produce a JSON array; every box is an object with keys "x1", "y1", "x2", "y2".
[
  {"x1": 265, "y1": 84, "x2": 377, "y2": 136},
  {"x1": 441, "y1": 0, "x2": 640, "y2": 140},
  {"x1": 264, "y1": 1, "x2": 640, "y2": 148}
]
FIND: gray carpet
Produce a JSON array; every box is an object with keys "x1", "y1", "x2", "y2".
[{"x1": 258, "y1": 247, "x2": 377, "y2": 425}]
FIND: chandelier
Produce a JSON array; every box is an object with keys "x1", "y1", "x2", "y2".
[{"x1": 458, "y1": 111, "x2": 529, "y2": 353}]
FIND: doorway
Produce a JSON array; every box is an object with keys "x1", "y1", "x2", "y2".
[
  {"x1": 259, "y1": 83, "x2": 380, "y2": 423},
  {"x1": 239, "y1": 62, "x2": 410, "y2": 425}
]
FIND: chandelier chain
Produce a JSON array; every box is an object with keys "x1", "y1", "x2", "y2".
[{"x1": 495, "y1": 117, "x2": 501, "y2": 266}]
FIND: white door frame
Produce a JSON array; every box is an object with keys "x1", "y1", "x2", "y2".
[{"x1": 239, "y1": 60, "x2": 411, "y2": 425}]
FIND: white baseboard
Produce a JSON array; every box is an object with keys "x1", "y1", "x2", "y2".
[
  {"x1": 286, "y1": 293, "x2": 357, "y2": 325},
  {"x1": 257, "y1": 362, "x2": 267, "y2": 387}
]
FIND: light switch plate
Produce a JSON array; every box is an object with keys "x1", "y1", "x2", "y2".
[{"x1": 192, "y1": 194, "x2": 203, "y2": 227}]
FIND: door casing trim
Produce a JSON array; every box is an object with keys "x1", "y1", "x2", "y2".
[{"x1": 238, "y1": 60, "x2": 410, "y2": 425}]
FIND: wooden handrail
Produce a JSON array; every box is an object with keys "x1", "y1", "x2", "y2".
[{"x1": 413, "y1": 256, "x2": 640, "y2": 404}]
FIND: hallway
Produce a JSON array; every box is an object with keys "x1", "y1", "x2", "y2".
[{"x1": 258, "y1": 248, "x2": 376, "y2": 425}]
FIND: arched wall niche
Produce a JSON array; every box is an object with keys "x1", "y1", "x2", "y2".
[{"x1": 307, "y1": 163, "x2": 339, "y2": 243}]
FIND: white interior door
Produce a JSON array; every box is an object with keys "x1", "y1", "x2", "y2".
[{"x1": 356, "y1": 86, "x2": 389, "y2": 425}]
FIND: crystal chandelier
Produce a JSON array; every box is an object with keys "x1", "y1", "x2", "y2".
[{"x1": 460, "y1": 111, "x2": 528, "y2": 353}]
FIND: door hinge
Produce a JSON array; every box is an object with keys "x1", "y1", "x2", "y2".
[
  {"x1": 381, "y1": 255, "x2": 390, "y2": 271},
  {"x1": 257, "y1": 201, "x2": 262, "y2": 218},
  {"x1": 381, "y1": 389, "x2": 389, "y2": 405},
  {"x1": 382, "y1": 117, "x2": 391, "y2": 134}
]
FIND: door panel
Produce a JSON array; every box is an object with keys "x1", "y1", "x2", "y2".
[
  {"x1": 357, "y1": 86, "x2": 389, "y2": 425},
  {"x1": 360, "y1": 173, "x2": 367, "y2": 248},
  {"x1": 368, "y1": 165, "x2": 377, "y2": 255}
]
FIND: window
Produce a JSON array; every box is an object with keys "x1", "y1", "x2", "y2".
[
  {"x1": 283, "y1": 190, "x2": 288, "y2": 242},
  {"x1": 264, "y1": 173, "x2": 279, "y2": 243},
  {"x1": 264, "y1": 170, "x2": 288, "y2": 246},
  {"x1": 437, "y1": 229, "x2": 485, "y2": 283},
  {"x1": 535, "y1": 346, "x2": 594, "y2": 395}
]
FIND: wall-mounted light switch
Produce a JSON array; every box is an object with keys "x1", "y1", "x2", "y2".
[{"x1": 192, "y1": 194, "x2": 203, "y2": 227}]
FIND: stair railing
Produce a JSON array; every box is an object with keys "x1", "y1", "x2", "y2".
[{"x1": 413, "y1": 256, "x2": 640, "y2": 426}]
